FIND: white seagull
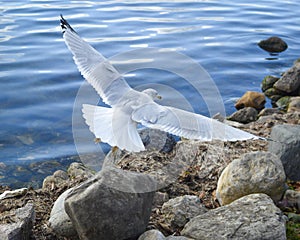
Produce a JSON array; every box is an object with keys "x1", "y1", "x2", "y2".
[{"x1": 60, "y1": 16, "x2": 261, "y2": 152}]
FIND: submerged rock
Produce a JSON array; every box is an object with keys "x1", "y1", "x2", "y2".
[
  {"x1": 216, "y1": 151, "x2": 286, "y2": 205},
  {"x1": 64, "y1": 167, "x2": 155, "y2": 240},
  {"x1": 181, "y1": 194, "x2": 287, "y2": 240},
  {"x1": 234, "y1": 91, "x2": 265, "y2": 111},
  {"x1": 269, "y1": 124, "x2": 300, "y2": 181},
  {"x1": 258, "y1": 36, "x2": 288, "y2": 53}
]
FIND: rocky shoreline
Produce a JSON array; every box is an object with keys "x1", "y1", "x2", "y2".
[{"x1": 1, "y1": 59, "x2": 300, "y2": 239}]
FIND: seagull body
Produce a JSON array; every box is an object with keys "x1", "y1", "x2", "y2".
[{"x1": 60, "y1": 16, "x2": 261, "y2": 152}]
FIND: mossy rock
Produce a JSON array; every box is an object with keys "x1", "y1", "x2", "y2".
[
  {"x1": 264, "y1": 87, "x2": 284, "y2": 101},
  {"x1": 286, "y1": 220, "x2": 300, "y2": 240},
  {"x1": 261, "y1": 76, "x2": 280, "y2": 92},
  {"x1": 276, "y1": 96, "x2": 291, "y2": 110}
]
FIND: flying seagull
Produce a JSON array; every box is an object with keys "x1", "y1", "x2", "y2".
[{"x1": 60, "y1": 15, "x2": 261, "y2": 152}]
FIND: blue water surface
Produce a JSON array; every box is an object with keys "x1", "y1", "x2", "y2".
[{"x1": 1, "y1": 0, "x2": 300, "y2": 166}]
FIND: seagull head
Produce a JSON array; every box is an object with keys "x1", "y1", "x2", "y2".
[{"x1": 142, "y1": 88, "x2": 162, "y2": 100}]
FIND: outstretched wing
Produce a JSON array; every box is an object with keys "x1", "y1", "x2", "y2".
[
  {"x1": 60, "y1": 15, "x2": 131, "y2": 106},
  {"x1": 132, "y1": 103, "x2": 260, "y2": 141}
]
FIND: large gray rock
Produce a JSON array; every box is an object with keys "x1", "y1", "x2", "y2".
[
  {"x1": 274, "y1": 62, "x2": 300, "y2": 93},
  {"x1": 216, "y1": 151, "x2": 286, "y2": 205},
  {"x1": 161, "y1": 195, "x2": 207, "y2": 230},
  {"x1": 181, "y1": 193, "x2": 286, "y2": 240},
  {"x1": 269, "y1": 124, "x2": 300, "y2": 181},
  {"x1": 65, "y1": 166, "x2": 155, "y2": 240},
  {"x1": 49, "y1": 188, "x2": 78, "y2": 238},
  {"x1": 0, "y1": 203, "x2": 35, "y2": 240}
]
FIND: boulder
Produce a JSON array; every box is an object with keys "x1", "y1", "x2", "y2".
[
  {"x1": 49, "y1": 188, "x2": 78, "y2": 238},
  {"x1": 274, "y1": 63, "x2": 300, "y2": 93},
  {"x1": 261, "y1": 75, "x2": 279, "y2": 92},
  {"x1": 181, "y1": 193, "x2": 287, "y2": 240},
  {"x1": 0, "y1": 203, "x2": 35, "y2": 240},
  {"x1": 235, "y1": 91, "x2": 265, "y2": 111},
  {"x1": 227, "y1": 107, "x2": 258, "y2": 123},
  {"x1": 161, "y1": 195, "x2": 208, "y2": 230},
  {"x1": 216, "y1": 151, "x2": 286, "y2": 205},
  {"x1": 258, "y1": 36, "x2": 288, "y2": 53},
  {"x1": 64, "y1": 166, "x2": 155, "y2": 240},
  {"x1": 288, "y1": 96, "x2": 300, "y2": 112},
  {"x1": 269, "y1": 124, "x2": 300, "y2": 181}
]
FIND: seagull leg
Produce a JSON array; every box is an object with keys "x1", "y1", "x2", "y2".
[{"x1": 94, "y1": 138, "x2": 101, "y2": 143}]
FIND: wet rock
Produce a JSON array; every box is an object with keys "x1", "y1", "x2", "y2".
[
  {"x1": 258, "y1": 36, "x2": 288, "y2": 53},
  {"x1": 234, "y1": 91, "x2": 266, "y2": 111},
  {"x1": 287, "y1": 96, "x2": 300, "y2": 112},
  {"x1": 227, "y1": 107, "x2": 258, "y2": 123},
  {"x1": 138, "y1": 229, "x2": 165, "y2": 240},
  {"x1": 216, "y1": 151, "x2": 286, "y2": 205},
  {"x1": 181, "y1": 194, "x2": 286, "y2": 240},
  {"x1": 67, "y1": 162, "x2": 94, "y2": 180},
  {"x1": 42, "y1": 170, "x2": 68, "y2": 190},
  {"x1": 264, "y1": 87, "x2": 285, "y2": 102},
  {"x1": 274, "y1": 62, "x2": 300, "y2": 93},
  {"x1": 0, "y1": 188, "x2": 27, "y2": 200},
  {"x1": 277, "y1": 189, "x2": 300, "y2": 212},
  {"x1": 49, "y1": 188, "x2": 78, "y2": 239},
  {"x1": 161, "y1": 195, "x2": 208, "y2": 230},
  {"x1": 269, "y1": 124, "x2": 300, "y2": 181},
  {"x1": 64, "y1": 166, "x2": 155, "y2": 240},
  {"x1": 0, "y1": 203, "x2": 35, "y2": 240},
  {"x1": 261, "y1": 75, "x2": 279, "y2": 92}
]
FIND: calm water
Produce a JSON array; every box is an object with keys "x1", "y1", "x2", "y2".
[{"x1": 1, "y1": 0, "x2": 300, "y2": 167}]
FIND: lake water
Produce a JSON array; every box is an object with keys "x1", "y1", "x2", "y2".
[{"x1": 1, "y1": 0, "x2": 300, "y2": 177}]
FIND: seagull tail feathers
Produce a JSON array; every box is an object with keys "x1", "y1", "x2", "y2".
[{"x1": 82, "y1": 104, "x2": 145, "y2": 152}]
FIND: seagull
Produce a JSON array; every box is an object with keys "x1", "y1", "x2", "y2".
[{"x1": 60, "y1": 15, "x2": 261, "y2": 152}]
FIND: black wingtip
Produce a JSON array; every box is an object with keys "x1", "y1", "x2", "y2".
[{"x1": 60, "y1": 14, "x2": 76, "y2": 34}]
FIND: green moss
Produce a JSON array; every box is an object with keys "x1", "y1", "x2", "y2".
[
  {"x1": 276, "y1": 96, "x2": 291, "y2": 110},
  {"x1": 286, "y1": 221, "x2": 300, "y2": 240},
  {"x1": 261, "y1": 75, "x2": 279, "y2": 91}
]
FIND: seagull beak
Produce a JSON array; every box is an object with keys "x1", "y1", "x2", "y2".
[{"x1": 157, "y1": 95, "x2": 162, "y2": 100}]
